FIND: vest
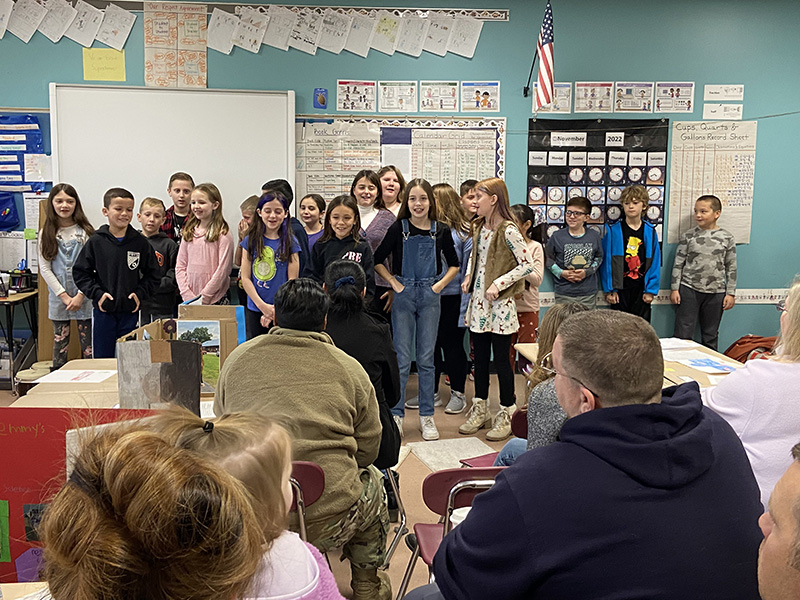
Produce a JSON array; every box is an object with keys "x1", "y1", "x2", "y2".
[{"x1": 468, "y1": 219, "x2": 524, "y2": 301}]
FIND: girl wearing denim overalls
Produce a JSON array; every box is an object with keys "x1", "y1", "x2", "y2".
[
  {"x1": 374, "y1": 178, "x2": 460, "y2": 441},
  {"x1": 38, "y1": 184, "x2": 95, "y2": 368}
]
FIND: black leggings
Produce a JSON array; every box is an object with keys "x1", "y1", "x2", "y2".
[
  {"x1": 245, "y1": 308, "x2": 271, "y2": 340},
  {"x1": 472, "y1": 331, "x2": 515, "y2": 407},
  {"x1": 434, "y1": 294, "x2": 467, "y2": 394}
]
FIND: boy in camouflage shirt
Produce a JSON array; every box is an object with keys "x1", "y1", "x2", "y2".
[{"x1": 670, "y1": 194, "x2": 737, "y2": 350}]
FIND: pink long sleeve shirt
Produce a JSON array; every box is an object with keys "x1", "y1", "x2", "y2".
[{"x1": 176, "y1": 229, "x2": 234, "y2": 304}]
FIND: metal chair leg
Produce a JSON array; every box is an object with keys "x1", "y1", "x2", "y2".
[
  {"x1": 395, "y1": 543, "x2": 420, "y2": 600},
  {"x1": 290, "y1": 478, "x2": 307, "y2": 541},
  {"x1": 382, "y1": 469, "x2": 408, "y2": 569}
]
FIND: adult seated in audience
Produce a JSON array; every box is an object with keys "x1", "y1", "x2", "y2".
[
  {"x1": 493, "y1": 301, "x2": 588, "y2": 466},
  {"x1": 40, "y1": 423, "x2": 263, "y2": 600},
  {"x1": 703, "y1": 277, "x2": 800, "y2": 507},
  {"x1": 758, "y1": 441, "x2": 800, "y2": 600},
  {"x1": 323, "y1": 259, "x2": 401, "y2": 470},
  {"x1": 407, "y1": 310, "x2": 763, "y2": 600},
  {"x1": 214, "y1": 278, "x2": 390, "y2": 600}
]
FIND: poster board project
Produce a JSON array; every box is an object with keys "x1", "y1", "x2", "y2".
[
  {"x1": 49, "y1": 84, "x2": 295, "y2": 230},
  {"x1": 295, "y1": 116, "x2": 506, "y2": 200},
  {"x1": 0, "y1": 407, "x2": 153, "y2": 583}
]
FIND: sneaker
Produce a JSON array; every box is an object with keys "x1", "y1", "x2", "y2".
[
  {"x1": 419, "y1": 415, "x2": 440, "y2": 441},
  {"x1": 486, "y1": 405, "x2": 515, "y2": 442},
  {"x1": 404, "y1": 392, "x2": 441, "y2": 409},
  {"x1": 393, "y1": 415, "x2": 403, "y2": 438},
  {"x1": 444, "y1": 390, "x2": 467, "y2": 414},
  {"x1": 458, "y1": 398, "x2": 491, "y2": 435}
]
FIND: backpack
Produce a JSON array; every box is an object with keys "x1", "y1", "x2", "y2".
[{"x1": 723, "y1": 334, "x2": 777, "y2": 363}]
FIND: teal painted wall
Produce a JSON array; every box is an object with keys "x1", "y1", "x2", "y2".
[{"x1": 2, "y1": 0, "x2": 797, "y2": 348}]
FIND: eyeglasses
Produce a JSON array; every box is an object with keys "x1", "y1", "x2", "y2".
[
  {"x1": 540, "y1": 351, "x2": 601, "y2": 399},
  {"x1": 565, "y1": 210, "x2": 587, "y2": 217},
  {"x1": 776, "y1": 299, "x2": 787, "y2": 313}
]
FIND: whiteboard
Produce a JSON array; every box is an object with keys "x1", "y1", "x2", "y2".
[{"x1": 49, "y1": 84, "x2": 295, "y2": 232}]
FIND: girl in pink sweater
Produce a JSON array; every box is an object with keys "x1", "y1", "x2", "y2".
[{"x1": 176, "y1": 182, "x2": 234, "y2": 304}]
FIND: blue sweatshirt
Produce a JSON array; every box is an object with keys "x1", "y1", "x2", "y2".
[{"x1": 433, "y1": 382, "x2": 763, "y2": 600}]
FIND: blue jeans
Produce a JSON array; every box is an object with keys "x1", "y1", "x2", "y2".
[
  {"x1": 93, "y1": 308, "x2": 139, "y2": 358},
  {"x1": 392, "y1": 279, "x2": 441, "y2": 417},
  {"x1": 494, "y1": 437, "x2": 527, "y2": 466}
]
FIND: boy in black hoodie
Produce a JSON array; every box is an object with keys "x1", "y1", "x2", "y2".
[
  {"x1": 74, "y1": 188, "x2": 159, "y2": 358},
  {"x1": 137, "y1": 197, "x2": 178, "y2": 323}
]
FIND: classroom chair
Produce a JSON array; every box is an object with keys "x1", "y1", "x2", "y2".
[
  {"x1": 382, "y1": 468, "x2": 408, "y2": 570},
  {"x1": 290, "y1": 461, "x2": 325, "y2": 542},
  {"x1": 458, "y1": 409, "x2": 528, "y2": 468},
  {"x1": 394, "y1": 467, "x2": 506, "y2": 599}
]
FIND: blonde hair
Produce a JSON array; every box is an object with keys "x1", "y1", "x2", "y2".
[
  {"x1": 147, "y1": 407, "x2": 293, "y2": 544},
  {"x1": 432, "y1": 183, "x2": 469, "y2": 236},
  {"x1": 776, "y1": 277, "x2": 800, "y2": 362},
  {"x1": 139, "y1": 197, "x2": 166, "y2": 213},
  {"x1": 182, "y1": 182, "x2": 230, "y2": 243},
  {"x1": 472, "y1": 177, "x2": 514, "y2": 233},
  {"x1": 40, "y1": 424, "x2": 263, "y2": 600},
  {"x1": 240, "y1": 195, "x2": 259, "y2": 213},
  {"x1": 527, "y1": 303, "x2": 590, "y2": 389},
  {"x1": 619, "y1": 184, "x2": 649, "y2": 208}
]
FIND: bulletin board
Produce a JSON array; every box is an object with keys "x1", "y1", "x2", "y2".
[
  {"x1": 295, "y1": 115, "x2": 505, "y2": 199},
  {"x1": 527, "y1": 118, "x2": 669, "y2": 239},
  {"x1": 0, "y1": 407, "x2": 153, "y2": 583}
]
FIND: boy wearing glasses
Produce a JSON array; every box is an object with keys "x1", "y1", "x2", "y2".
[
  {"x1": 545, "y1": 196, "x2": 603, "y2": 307},
  {"x1": 600, "y1": 185, "x2": 661, "y2": 322},
  {"x1": 670, "y1": 194, "x2": 737, "y2": 350}
]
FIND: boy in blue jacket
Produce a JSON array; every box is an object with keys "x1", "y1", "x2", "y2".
[{"x1": 601, "y1": 184, "x2": 661, "y2": 322}]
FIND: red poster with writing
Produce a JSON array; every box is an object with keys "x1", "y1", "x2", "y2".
[{"x1": 0, "y1": 408, "x2": 152, "y2": 582}]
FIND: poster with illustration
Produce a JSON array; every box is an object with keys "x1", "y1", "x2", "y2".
[{"x1": 460, "y1": 81, "x2": 500, "y2": 112}]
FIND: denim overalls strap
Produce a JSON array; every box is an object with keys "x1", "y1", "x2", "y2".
[
  {"x1": 48, "y1": 234, "x2": 93, "y2": 321},
  {"x1": 400, "y1": 219, "x2": 437, "y2": 284}
]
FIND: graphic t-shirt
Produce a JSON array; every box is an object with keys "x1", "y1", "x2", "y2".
[
  {"x1": 621, "y1": 220, "x2": 645, "y2": 288},
  {"x1": 173, "y1": 213, "x2": 188, "y2": 239},
  {"x1": 241, "y1": 235, "x2": 301, "y2": 311}
]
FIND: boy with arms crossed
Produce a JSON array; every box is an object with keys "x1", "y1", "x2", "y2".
[
  {"x1": 74, "y1": 188, "x2": 159, "y2": 357},
  {"x1": 670, "y1": 194, "x2": 737, "y2": 350}
]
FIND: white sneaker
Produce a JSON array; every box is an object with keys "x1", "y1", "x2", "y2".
[
  {"x1": 405, "y1": 392, "x2": 442, "y2": 409},
  {"x1": 393, "y1": 415, "x2": 404, "y2": 438},
  {"x1": 444, "y1": 391, "x2": 467, "y2": 414},
  {"x1": 486, "y1": 405, "x2": 515, "y2": 442},
  {"x1": 419, "y1": 416, "x2": 440, "y2": 441}
]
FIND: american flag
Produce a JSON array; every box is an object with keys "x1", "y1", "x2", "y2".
[{"x1": 535, "y1": 1, "x2": 555, "y2": 112}]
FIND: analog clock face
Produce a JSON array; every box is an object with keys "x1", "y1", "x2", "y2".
[
  {"x1": 548, "y1": 206, "x2": 563, "y2": 220},
  {"x1": 647, "y1": 206, "x2": 662, "y2": 220},
  {"x1": 569, "y1": 167, "x2": 585, "y2": 182},
  {"x1": 628, "y1": 167, "x2": 643, "y2": 182},
  {"x1": 608, "y1": 186, "x2": 623, "y2": 201},
  {"x1": 590, "y1": 206, "x2": 602, "y2": 220},
  {"x1": 547, "y1": 224, "x2": 561, "y2": 238},
  {"x1": 608, "y1": 167, "x2": 624, "y2": 182},
  {"x1": 587, "y1": 186, "x2": 603, "y2": 202},
  {"x1": 548, "y1": 187, "x2": 564, "y2": 202},
  {"x1": 588, "y1": 167, "x2": 604, "y2": 182},
  {"x1": 568, "y1": 187, "x2": 584, "y2": 199},
  {"x1": 607, "y1": 206, "x2": 621, "y2": 220},
  {"x1": 647, "y1": 167, "x2": 664, "y2": 182},
  {"x1": 648, "y1": 186, "x2": 662, "y2": 202},
  {"x1": 528, "y1": 186, "x2": 545, "y2": 203}
]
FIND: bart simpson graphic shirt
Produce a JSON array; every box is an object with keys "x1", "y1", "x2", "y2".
[{"x1": 621, "y1": 221, "x2": 645, "y2": 288}]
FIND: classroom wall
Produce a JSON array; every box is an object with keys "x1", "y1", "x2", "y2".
[{"x1": 2, "y1": 0, "x2": 798, "y2": 349}]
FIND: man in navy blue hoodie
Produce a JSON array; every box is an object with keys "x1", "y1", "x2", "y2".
[{"x1": 413, "y1": 311, "x2": 763, "y2": 600}]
